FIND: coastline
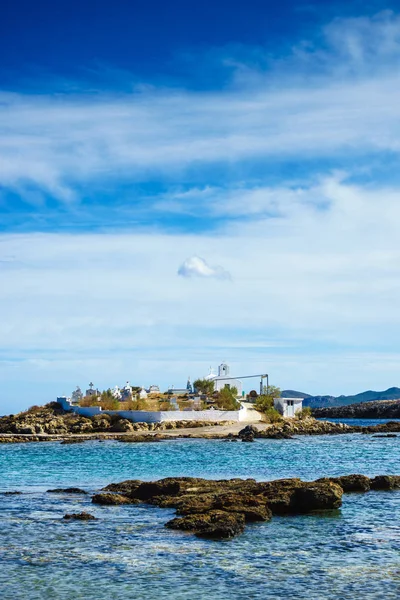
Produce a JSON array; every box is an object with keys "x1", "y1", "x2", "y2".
[{"x1": 1, "y1": 417, "x2": 399, "y2": 443}]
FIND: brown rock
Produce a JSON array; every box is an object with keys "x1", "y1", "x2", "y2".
[
  {"x1": 316, "y1": 474, "x2": 370, "y2": 493},
  {"x1": 292, "y1": 482, "x2": 343, "y2": 512},
  {"x1": 63, "y1": 512, "x2": 97, "y2": 521},
  {"x1": 102, "y1": 480, "x2": 142, "y2": 495},
  {"x1": 47, "y1": 487, "x2": 87, "y2": 494},
  {"x1": 133, "y1": 479, "x2": 182, "y2": 500},
  {"x1": 166, "y1": 510, "x2": 246, "y2": 539},
  {"x1": 110, "y1": 419, "x2": 135, "y2": 433},
  {"x1": 92, "y1": 493, "x2": 137, "y2": 505},
  {"x1": 117, "y1": 434, "x2": 164, "y2": 443},
  {"x1": 370, "y1": 475, "x2": 400, "y2": 490}
]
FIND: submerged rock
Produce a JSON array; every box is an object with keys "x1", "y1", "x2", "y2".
[
  {"x1": 166, "y1": 510, "x2": 246, "y2": 539},
  {"x1": 117, "y1": 434, "x2": 166, "y2": 443},
  {"x1": 47, "y1": 487, "x2": 88, "y2": 494},
  {"x1": 63, "y1": 512, "x2": 97, "y2": 521}
]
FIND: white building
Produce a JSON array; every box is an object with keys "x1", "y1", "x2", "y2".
[
  {"x1": 121, "y1": 382, "x2": 133, "y2": 400},
  {"x1": 209, "y1": 363, "x2": 243, "y2": 397},
  {"x1": 274, "y1": 397, "x2": 303, "y2": 418},
  {"x1": 138, "y1": 388, "x2": 148, "y2": 400},
  {"x1": 85, "y1": 382, "x2": 98, "y2": 397},
  {"x1": 147, "y1": 385, "x2": 160, "y2": 394},
  {"x1": 111, "y1": 386, "x2": 122, "y2": 400}
]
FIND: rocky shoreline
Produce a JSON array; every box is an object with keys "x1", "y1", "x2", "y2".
[
  {"x1": 313, "y1": 399, "x2": 400, "y2": 419},
  {"x1": 1, "y1": 419, "x2": 400, "y2": 443},
  {"x1": 1, "y1": 403, "x2": 400, "y2": 443},
  {"x1": 41, "y1": 474, "x2": 400, "y2": 540}
]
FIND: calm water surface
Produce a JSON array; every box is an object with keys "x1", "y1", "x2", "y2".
[{"x1": 0, "y1": 424, "x2": 399, "y2": 600}]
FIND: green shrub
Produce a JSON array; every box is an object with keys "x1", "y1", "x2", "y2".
[
  {"x1": 255, "y1": 394, "x2": 274, "y2": 413},
  {"x1": 296, "y1": 407, "x2": 312, "y2": 420},
  {"x1": 193, "y1": 378, "x2": 215, "y2": 395},
  {"x1": 262, "y1": 407, "x2": 283, "y2": 423},
  {"x1": 214, "y1": 387, "x2": 240, "y2": 410}
]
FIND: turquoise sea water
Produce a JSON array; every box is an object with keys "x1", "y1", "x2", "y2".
[{"x1": 1, "y1": 423, "x2": 399, "y2": 600}]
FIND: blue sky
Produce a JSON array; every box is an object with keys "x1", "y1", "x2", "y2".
[{"x1": 1, "y1": 1, "x2": 400, "y2": 412}]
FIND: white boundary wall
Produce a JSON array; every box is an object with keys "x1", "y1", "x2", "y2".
[{"x1": 56, "y1": 397, "x2": 261, "y2": 423}]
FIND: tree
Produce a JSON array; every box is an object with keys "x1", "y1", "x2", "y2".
[
  {"x1": 193, "y1": 378, "x2": 215, "y2": 395},
  {"x1": 255, "y1": 386, "x2": 281, "y2": 414}
]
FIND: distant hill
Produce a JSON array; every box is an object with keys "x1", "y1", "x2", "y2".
[
  {"x1": 281, "y1": 387, "x2": 400, "y2": 408},
  {"x1": 281, "y1": 390, "x2": 312, "y2": 399}
]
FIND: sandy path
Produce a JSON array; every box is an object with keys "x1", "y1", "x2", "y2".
[{"x1": 0, "y1": 421, "x2": 269, "y2": 442}]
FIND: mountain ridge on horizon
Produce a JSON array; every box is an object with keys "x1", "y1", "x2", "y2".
[{"x1": 281, "y1": 387, "x2": 400, "y2": 408}]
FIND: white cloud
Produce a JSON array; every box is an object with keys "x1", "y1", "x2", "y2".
[
  {"x1": 3, "y1": 12, "x2": 400, "y2": 410},
  {"x1": 178, "y1": 256, "x2": 231, "y2": 280},
  {"x1": 2, "y1": 170, "x2": 400, "y2": 411},
  {"x1": 1, "y1": 13, "x2": 400, "y2": 204}
]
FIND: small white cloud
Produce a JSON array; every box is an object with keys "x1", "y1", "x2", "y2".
[{"x1": 178, "y1": 256, "x2": 231, "y2": 280}]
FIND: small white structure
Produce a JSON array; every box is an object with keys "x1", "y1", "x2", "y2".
[
  {"x1": 121, "y1": 382, "x2": 133, "y2": 400},
  {"x1": 167, "y1": 386, "x2": 189, "y2": 396},
  {"x1": 274, "y1": 397, "x2": 303, "y2": 418},
  {"x1": 138, "y1": 387, "x2": 148, "y2": 400},
  {"x1": 211, "y1": 363, "x2": 243, "y2": 397},
  {"x1": 204, "y1": 367, "x2": 216, "y2": 381},
  {"x1": 85, "y1": 382, "x2": 98, "y2": 397},
  {"x1": 112, "y1": 386, "x2": 122, "y2": 400},
  {"x1": 192, "y1": 396, "x2": 202, "y2": 409},
  {"x1": 147, "y1": 385, "x2": 160, "y2": 394},
  {"x1": 170, "y1": 396, "x2": 179, "y2": 408}
]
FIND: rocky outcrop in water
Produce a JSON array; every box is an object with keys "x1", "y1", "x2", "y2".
[
  {"x1": 313, "y1": 399, "x2": 400, "y2": 419},
  {"x1": 241, "y1": 419, "x2": 354, "y2": 438},
  {"x1": 47, "y1": 487, "x2": 87, "y2": 494},
  {"x1": 86, "y1": 474, "x2": 400, "y2": 539},
  {"x1": 63, "y1": 512, "x2": 96, "y2": 521},
  {"x1": 92, "y1": 492, "x2": 140, "y2": 505},
  {"x1": 166, "y1": 510, "x2": 246, "y2": 539}
]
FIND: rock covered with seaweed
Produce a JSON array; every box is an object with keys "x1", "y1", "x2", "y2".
[{"x1": 89, "y1": 474, "x2": 399, "y2": 540}]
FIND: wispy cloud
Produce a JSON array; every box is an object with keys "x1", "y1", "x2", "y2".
[
  {"x1": 178, "y1": 256, "x2": 231, "y2": 280},
  {"x1": 3, "y1": 12, "x2": 400, "y2": 410},
  {"x1": 1, "y1": 12, "x2": 400, "y2": 210}
]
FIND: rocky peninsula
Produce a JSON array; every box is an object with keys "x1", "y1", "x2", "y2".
[
  {"x1": 313, "y1": 399, "x2": 400, "y2": 419},
  {"x1": 1, "y1": 402, "x2": 399, "y2": 443}
]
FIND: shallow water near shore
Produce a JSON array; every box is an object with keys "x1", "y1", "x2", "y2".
[{"x1": 1, "y1": 424, "x2": 399, "y2": 599}]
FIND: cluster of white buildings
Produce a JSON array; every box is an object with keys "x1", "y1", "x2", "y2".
[
  {"x1": 70, "y1": 382, "x2": 161, "y2": 404},
  {"x1": 67, "y1": 363, "x2": 303, "y2": 418},
  {"x1": 203, "y1": 363, "x2": 243, "y2": 396}
]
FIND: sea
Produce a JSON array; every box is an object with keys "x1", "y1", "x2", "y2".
[{"x1": 0, "y1": 420, "x2": 399, "y2": 600}]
